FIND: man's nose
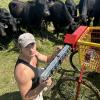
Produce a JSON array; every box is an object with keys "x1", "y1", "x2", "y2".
[{"x1": 30, "y1": 48, "x2": 35, "y2": 52}]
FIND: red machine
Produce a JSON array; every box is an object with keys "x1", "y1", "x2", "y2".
[{"x1": 64, "y1": 26, "x2": 87, "y2": 49}]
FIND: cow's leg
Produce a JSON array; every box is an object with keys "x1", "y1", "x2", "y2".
[
  {"x1": 40, "y1": 20, "x2": 48, "y2": 40},
  {"x1": 40, "y1": 29, "x2": 48, "y2": 41},
  {"x1": 54, "y1": 30, "x2": 59, "y2": 38},
  {"x1": 93, "y1": 17, "x2": 100, "y2": 26},
  {"x1": 53, "y1": 23, "x2": 60, "y2": 38},
  {"x1": 87, "y1": 17, "x2": 93, "y2": 26},
  {"x1": 0, "y1": 27, "x2": 7, "y2": 36}
]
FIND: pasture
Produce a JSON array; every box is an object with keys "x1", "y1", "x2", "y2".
[
  {"x1": 0, "y1": 0, "x2": 100, "y2": 100},
  {"x1": 0, "y1": 0, "x2": 74, "y2": 99}
]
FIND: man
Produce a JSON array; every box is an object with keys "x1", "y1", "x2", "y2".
[{"x1": 15, "y1": 33, "x2": 55, "y2": 100}]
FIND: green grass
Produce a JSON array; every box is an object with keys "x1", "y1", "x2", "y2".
[
  {"x1": 0, "y1": 37, "x2": 69, "y2": 100},
  {"x1": 0, "y1": 49, "x2": 19, "y2": 99}
]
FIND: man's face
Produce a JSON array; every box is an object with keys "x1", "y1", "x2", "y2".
[{"x1": 21, "y1": 43, "x2": 36, "y2": 57}]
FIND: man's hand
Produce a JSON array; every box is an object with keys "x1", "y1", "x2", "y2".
[
  {"x1": 45, "y1": 77, "x2": 52, "y2": 87},
  {"x1": 55, "y1": 45, "x2": 63, "y2": 51},
  {"x1": 40, "y1": 77, "x2": 52, "y2": 87},
  {"x1": 55, "y1": 45, "x2": 63, "y2": 54}
]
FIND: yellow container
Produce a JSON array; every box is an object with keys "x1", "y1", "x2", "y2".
[{"x1": 78, "y1": 27, "x2": 100, "y2": 73}]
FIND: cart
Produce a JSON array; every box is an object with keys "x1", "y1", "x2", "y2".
[{"x1": 50, "y1": 26, "x2": 100, "y2": 100}]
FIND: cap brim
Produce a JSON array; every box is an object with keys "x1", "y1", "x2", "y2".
[{"x1": 23, "y1": 40, "x2": 36, "y2": 47}]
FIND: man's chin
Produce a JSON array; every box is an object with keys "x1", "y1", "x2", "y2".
[{"x1": 31, "y1": 54, "x2": 35, "y2": 57}]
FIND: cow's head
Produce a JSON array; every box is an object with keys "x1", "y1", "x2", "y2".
[
  {"x1": 36, "y1": 0, "x2": 50, "y2": 17},
  {"x1": 0, "y1": 8, "x2": 17, "y2": 33},
  {"x1": 9, "y1": 0, "x2": 24, "y2": 18},
  {"x1": 0, "y1": 22, "x2": 7, "y2": 36},
  {"x1": 8, "y1": 16, "x2": 17, "y2": 32},
  {"x1": 67, "y1": 20, "x2": 78, "y2": 33}
]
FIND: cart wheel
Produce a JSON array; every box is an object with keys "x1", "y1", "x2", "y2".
[
  {"x1": 58, "y1": 77, "x2": 100, "y2": 100},
  {"x1": 69, "y1": 50, "x2": 80, "y2": 72}
]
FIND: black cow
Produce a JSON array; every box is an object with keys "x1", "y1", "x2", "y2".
[
  {"x1": 65, "y1": 0, "x2": 77, "y2": 19},
  {"x1": 0, "y1": 8, "x2": 17, "y2": 34},
  {"x1": 9, "y1": 0, "x2": 50, "y2": 39},
  {"x1": 93, "y1": 0, "x2": 100, "y2": 26},
  {"x1": 78, "y1": 0, "x2": 96, "y2": 25},
  {"x1": 0, "y1": 22, "x2": 7, "y2": 37},
  {"x1": 45, "y1": 0, "x2": 77, "y2": 37},
  {"x1": 0, "y1": 8, "x2": 17, "y2": 49}
]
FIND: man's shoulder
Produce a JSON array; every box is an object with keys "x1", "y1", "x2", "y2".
[
  {"x1": 15, "y1": 63, "x2": 26, "y2": 76},
  {"x1": 15, "y1": 63, "x2": 35, "y2": 79},
  {"x1": 15, "y1": 63, "x2": 26, "y2": 71}
]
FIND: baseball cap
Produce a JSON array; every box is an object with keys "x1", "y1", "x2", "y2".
[{"x1": 18, "y1": 33, "x2": 36, "y2": 48}]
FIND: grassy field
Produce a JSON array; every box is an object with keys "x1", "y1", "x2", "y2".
[
  {"x1": 0, "y1": 0, "x2": 78, "y2": 99},
  {"x1": 0, "y1": 0, "x2": 100, "y2": 100}
]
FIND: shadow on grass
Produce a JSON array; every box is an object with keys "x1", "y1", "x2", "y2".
[
  {"x1": 47, "y1": 31, "x2": 64, "y2": 45},
  {"x1": 0, "y1": 91, "x2": 59, "y2": 100},
  {"x1": 0, "y1": 91, "x2": 22, "y2": 100},
  {"x1": 87, "y1": 72, "x2": 100, "y2": 89}
]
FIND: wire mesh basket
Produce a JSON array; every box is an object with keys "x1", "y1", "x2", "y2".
[{"x1": 78, "y1": 27, "x2": 100, "y2": 73}]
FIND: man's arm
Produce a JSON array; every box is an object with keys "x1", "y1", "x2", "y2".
[
  {"x1": 25, "y1": 82, "x2": 45, "y2": 99},
  {"x1": 15, "y1": 64, "x2": 52, "y2": 100},
  {"x1": 25, "y1": 77, "x2": 52, "y2": 99},
  {"x1": 35, "y1": 46, "x2": 63, "y2": 63}
]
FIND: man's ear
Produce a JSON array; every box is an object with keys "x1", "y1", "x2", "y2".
[
  {"x1": 17, "y1": 43, "x2": 22, "y2": 52},
  {"x1": 18, "y1": 44, "x2": 21, "y2": 49}
]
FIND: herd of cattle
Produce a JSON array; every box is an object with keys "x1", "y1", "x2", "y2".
[{"x1": 0, "y1": 0, "x2": 100, "y2": 49}]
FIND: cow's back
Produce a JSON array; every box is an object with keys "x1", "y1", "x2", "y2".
[
  {"x1": 93, "y1": 0, "x2": 100, "y2": 17},
  {"x1": 49, "y1": 1, "x2": 73, "y2": 26}
]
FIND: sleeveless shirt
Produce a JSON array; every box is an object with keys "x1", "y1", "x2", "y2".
[{"x1": 15, "y1": 59, "x2": 40, "y2": 90}]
